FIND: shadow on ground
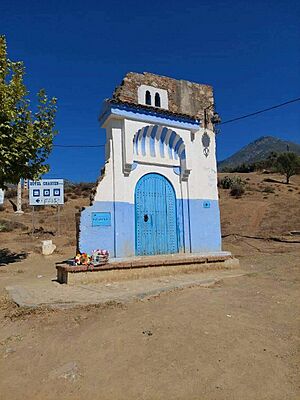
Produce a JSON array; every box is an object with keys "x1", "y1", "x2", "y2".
[{"x1": 0, "y1": 248, "x2": 28, "y2": 266}]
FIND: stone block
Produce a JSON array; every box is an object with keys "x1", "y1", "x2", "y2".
[{"x1": 41, "y1": 240, "x2": 56, "y2": 256}]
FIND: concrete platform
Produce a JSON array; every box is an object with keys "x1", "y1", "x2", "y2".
[
  {"x1": 6, "y1": 268, "x2": 245, "y2": 309},
  {"x1": 56, "y1": 252, "x2": 239, "y2": 284}
]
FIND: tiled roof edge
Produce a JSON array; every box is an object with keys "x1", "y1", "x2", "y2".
[{"x1": 105, "y1": 99, "x2": 201, "y2": 122}]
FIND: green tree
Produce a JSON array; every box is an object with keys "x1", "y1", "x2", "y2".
[
  {"x1": 0, "y1": 35, "x2": 57, "y2": 189},
  {"x1": 275, "y1": 152, "x2": 300, "y2": 184}
]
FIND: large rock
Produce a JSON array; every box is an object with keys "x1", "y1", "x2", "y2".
[{"x1": 41, "y1": 240, "x2": 56, "y2": 256}]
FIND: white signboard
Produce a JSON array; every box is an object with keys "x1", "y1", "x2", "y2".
[
  {"x1": 0, "y1": 189, "x2": 4, "y2": 205},
  {"x1": 29, "y1": 179, "x2": 64, "y2": 206}
]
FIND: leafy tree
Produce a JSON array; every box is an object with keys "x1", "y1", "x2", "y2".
[
  {"x1": 0, "y1": 35, "x2": 57, "y2": 189},
  {"x1": 275, "y1": 152, "x2": 300, "y2": 184}
]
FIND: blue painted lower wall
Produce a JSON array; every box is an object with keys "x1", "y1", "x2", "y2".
[
  {"x1": 187, "y1": 199, "x2": 222, "y2": 253},
  {"x1": 79, "y1": 199, "x2": 221, "y2": 257},
  {"x1": 79, "y1": 201, "x2": 135, "y2": 257}
]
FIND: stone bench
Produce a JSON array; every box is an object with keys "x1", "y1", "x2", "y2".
[{"x1": 56, "y1": 252, "x2": 239, "y2": 284}]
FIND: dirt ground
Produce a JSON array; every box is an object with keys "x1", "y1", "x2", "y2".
[{"x1": 0, "y1": 172, "x2": 299, "y2": 399}]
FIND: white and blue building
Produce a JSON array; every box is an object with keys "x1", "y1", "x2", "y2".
[{"x1": 79, "y1": 72, "x2": 222, "y2": 258}]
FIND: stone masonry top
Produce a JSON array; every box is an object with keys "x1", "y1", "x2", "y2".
[{"x1": 111, "y1": 72, "x2": 214, "y2": 120}]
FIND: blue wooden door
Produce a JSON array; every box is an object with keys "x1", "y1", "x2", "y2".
[{"x1": 135, "y1": 173, "x2": 178, "y2": 256}]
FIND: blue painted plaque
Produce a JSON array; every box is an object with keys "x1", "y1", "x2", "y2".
[
  {"x1": 203, "y1": 201, "x2": 211, "y2": 209},
  {"x1": 92, "y1": 212, "x2": 111, "y2": 226}
]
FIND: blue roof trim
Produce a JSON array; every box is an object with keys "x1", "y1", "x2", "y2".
[{"x1": 99, "y1": 102, "x2": 200, "y2": 130}]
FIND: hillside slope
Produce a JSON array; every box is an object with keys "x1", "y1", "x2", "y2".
[{"x1": 219, "y1": 136, "x2": 300, "y2": 170}]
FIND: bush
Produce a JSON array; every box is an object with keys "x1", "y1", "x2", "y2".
[
  {"x1": 230, "y1": 183, "x2": 245, "y2": 198},
  {"x1": 0, "y1": 205, "x2": 5, "y2": 212},
  {"x1": 219, "y1": 175, "x2": 245, "y2": 189},
  {"x1": 0, "y1": 219, "x2": 27, "y2": 232},
  {"x1": 233, "y1": 163, "x2": 255, "y2": 173},
  {"x1": 219, "y1": 176, "x2": 233, "y2": 189}
]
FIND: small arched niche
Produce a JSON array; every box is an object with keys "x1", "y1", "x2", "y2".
[
  {"x1": 138, "y1": 85, "x2": 169, "y2": 109},
  {"x1": 155, "y1": 93, "x2": 161, "y2": 107},
  {"x1": 145, "y1": 90, "x2": 151, "y2": 105}
]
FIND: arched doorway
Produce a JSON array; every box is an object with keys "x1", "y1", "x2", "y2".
[{"x1": 135, "y1": 173, "x2": 178, "y2": 256}]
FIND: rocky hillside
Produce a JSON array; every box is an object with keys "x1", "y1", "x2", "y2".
[{"x1": 218, "y1": 136, "x2": 300, "y2": 171}]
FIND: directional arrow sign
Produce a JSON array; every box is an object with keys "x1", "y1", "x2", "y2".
[{"x1": 29, "y1": 179, "x2": 64, "y2": 206}]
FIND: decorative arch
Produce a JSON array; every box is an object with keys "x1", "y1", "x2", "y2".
[{"x1": 133, "y1": 125, "x2": 190, "y2": 180}]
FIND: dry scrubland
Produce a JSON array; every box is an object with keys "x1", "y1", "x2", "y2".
[{"x1": 0, "y1": 172, "x2": 299, "y2": 400}]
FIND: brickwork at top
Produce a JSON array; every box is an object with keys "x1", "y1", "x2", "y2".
[{"x1": 112, "y1": 72, "x2": 214, "y2": 120}]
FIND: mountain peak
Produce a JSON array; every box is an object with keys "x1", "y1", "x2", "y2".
[{"x1": 219, "y1": 136, "x2": 300, "y2": 170}]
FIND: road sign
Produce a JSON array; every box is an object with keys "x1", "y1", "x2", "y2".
[
  {"x1": 29, "y1": 179, "x2": 64, "y2": 206},
  {"x1": 0, "y1": 189, "x2": 4, "y2": 205}
]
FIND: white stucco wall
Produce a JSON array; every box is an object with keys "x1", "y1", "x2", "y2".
[
  {"x1": 93, "y1": 114, "x2": 218, "y2": 204},
  {"x1": 80, "y1": 106, "x2": 222, "y2": 257}
]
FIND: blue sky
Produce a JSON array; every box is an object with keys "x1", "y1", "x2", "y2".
[{"x1": 2, "y1": 0, "x2": 300, "y2": 182}]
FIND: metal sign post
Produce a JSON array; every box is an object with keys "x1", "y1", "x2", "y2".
[
  {"x1": 57, "y1": 204, "x2": 61, "y2": 236},
  {"x1": 29, "y1": 179, "x2": 64, "y2": 237},
  {"x1": 32, "y1": 206, "x2": 35, "y2": 237}
]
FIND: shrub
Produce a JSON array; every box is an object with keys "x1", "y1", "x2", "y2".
[
  {"x1": 219, "y1": 176, "x2": 233, "y2": 189},
  {"x1": 0, "y1": 219, "x2": 27, "y2": 232},
  {"x1": 232, "y1": 163, "x2": 255, "y2": 173},
  {"x1": 219, "y1": 175, "x2": 245, "y2": 190},
  {"x1": 0, "y1": 205, "x2": 5, "y2": 212},
  {"x1": 230, "y1": 182, "x2": 245, "y2": 198}
]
